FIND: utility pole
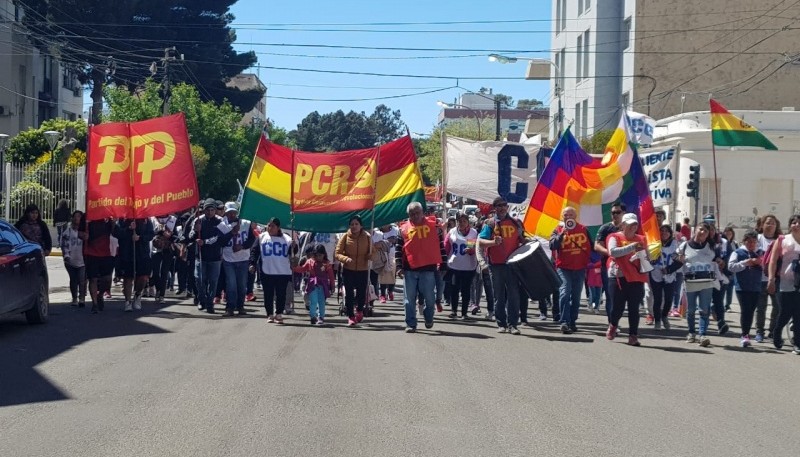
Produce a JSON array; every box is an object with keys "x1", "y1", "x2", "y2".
[
  {"x1": 162, "y1": 47, "x2": 178, "y2": 116},
  {"x1": 495, "y1": 97, "x2": 501, "y2": 141}
]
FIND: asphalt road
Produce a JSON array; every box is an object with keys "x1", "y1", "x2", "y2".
[{"x1": 1, "y1": 258, "x2": 799, "y2": 457}]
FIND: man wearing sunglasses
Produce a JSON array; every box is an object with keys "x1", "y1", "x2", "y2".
[
  {"x1": 595, "y1": 202, "x2": 626, "y2": 323},
  {"x1": 478, "y1": 197, "x2": 525, "y2": 335}
]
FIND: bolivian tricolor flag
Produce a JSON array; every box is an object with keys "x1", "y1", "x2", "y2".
[
  {"x1": 239, "y1": 135, "x2": 425, "y2": 231},
  {"x1": 710, "y1": 99, "x2": 778, "y2": 150}
]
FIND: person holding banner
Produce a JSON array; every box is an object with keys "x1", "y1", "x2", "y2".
[
  {"x1": 190, "y1": 199, "x2": 233, "y2": 314},
  {"x1": 606, "y1": 213, "x2": 649, "y2": 346},
  {"x1": 150, "y1": 214, "x2": 178, "y2": 305},
  {"x1": 550, "y1": 206, "x2": 593, "y2": 334},
  {"x1": 336, "y1": 216, "x2": 373, "y2": 327},
  {"x1": 83, "y1": 219, "x2": 116, "y2": 314},
  {"x1": 396, "y1": 202, "x2": 445, "y2": 332},
  {"x1": 114, "y1": 218, "x2": 155, "y2": 311},
  {"x1": 478, "y1": 197, "x2": 524, "y2": 335}
]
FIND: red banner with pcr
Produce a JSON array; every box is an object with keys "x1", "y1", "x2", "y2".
[{"x1": 86, "y1": 113, "x2": 199, "y2": 221}]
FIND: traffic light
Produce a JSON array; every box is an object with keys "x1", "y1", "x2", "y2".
[{"x1": 686, "y1": 164, "x2": 701, "y2": 199}]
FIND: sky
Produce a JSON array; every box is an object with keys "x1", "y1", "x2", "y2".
[{"x1": 228, "y1": 0, "x2": 554, "y2": 136}]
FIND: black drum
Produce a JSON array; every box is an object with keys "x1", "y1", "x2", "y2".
[{"x1": 507, "y1": 240, "x2": 561, "y2": 300}]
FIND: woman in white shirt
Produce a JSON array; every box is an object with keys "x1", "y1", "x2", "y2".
[
  {"x1": 767, "y1": 214, "x2": 800, "y2": 352},
  {"x1": 251, "y1": 217, "x2": 293, "y2": 324},
  {"x1": 444, "y1": 213, "x2": 478, "y2": 319}
]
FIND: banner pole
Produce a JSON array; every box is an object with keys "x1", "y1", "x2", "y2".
[
  {"x1": 671, "y1": 143, "x2": 681, "y2": 229},
  {"x1": 290, "y1": 147, "x2": 296, "y2": 314},
  {"x1": 711, "y1": 142, "x2": 721, "y2": 224},
  {"x1": 440, "y1": 131, "x2": 447, "y2": 218},
  {"x1": 367, "y1": 145, "x2": 382, "y2": 304}
]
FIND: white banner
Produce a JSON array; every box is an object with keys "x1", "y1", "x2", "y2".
[
  {"x1": 640, "y1": 146, "x2": 678, "y2": 207},
  {"x1": 443, "y1": 135, "x2": 539, "y2": 205},
  {"x1": 627, "y1": 111, "x2": 657, "y2": 147}
]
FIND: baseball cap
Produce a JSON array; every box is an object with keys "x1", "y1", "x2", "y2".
[
  {"x1": 621, "y1": 213, "x2": 639, "y2": 226},
  {"x1": 224, "y1": 201, "x2": 239, "y2": 214}
]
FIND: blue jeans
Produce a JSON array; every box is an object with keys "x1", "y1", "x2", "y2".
[
  {"x1": 223, "y1": 260, "x2": 249, "y2": 310},
  {"x1": 558, "y1": 269, "x2": 585, "y2": 327},
  {"x1": 589, "y1": 286, "x2": 602, "y2": 309},
  {"x1": 686, "y1": 287, "x2": 713, "y2": 335},
  {"x1": 308, "y1": 287, "x2": 326, "y2": 320},
  {"x1": 403, "y1": 270, "x2": 436, "y2": 329},
  {"x1": 672, "y1": 273, "x2": 684, "y2": 309},
  {"x1": 489, "y1": 264, "x2": 520, "y2": 328},
  {"x1": 196, "y1": 260, "x2": 221, "y2": 310},
  {"x1": 435, "y1": 270, "x2": 444, "y2": 304}
]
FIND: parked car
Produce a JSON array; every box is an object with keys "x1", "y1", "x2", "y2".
[{"x1": 0, "y1": 219, "x2": 49, "y2": 324}]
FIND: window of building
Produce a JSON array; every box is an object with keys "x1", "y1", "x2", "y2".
[
  {"x1": 585, "y1": 0, "x2": 591, "y2": 13},
  {"x1": 575, "y1": 102, "x2": 582, "y2": 137},
  {"x1": 560, "y1": 0, "x2": 567, "y2": 31},
  {"x1": 582, "y1": 30, "x2": 590, "y2": 80},
  {"x1": 576, "y1": 35, "x2": 583, "y2": 80},
  {"x1": 578, "y1": 0, "x2": 584, "y2": 15},
  {"x1": 556, "y1": 0, "x2": 562, "y2": 34},
  {"x1": 622, "y1": 92, "x2": 630, "y2": 109},
  {"x1": 62, "y1": 67, "x2": 79, "y2": 90},
  {"x1": 581, "y1": 99, "x2": 589, "y2": 137},
  {"x1": 622, "y1": 17, "x2": 632, "y2": 50}
]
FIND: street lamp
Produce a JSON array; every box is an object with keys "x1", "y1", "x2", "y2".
[
  {"x1": 488, "y1": 53, "x2": 563, "y2": 138},
  {"x1": 437, "y1": 101, "x2": 482, "y2": 140},
  {"x1": 44, "y1": 130, "x2": 61, "y2": 150}
]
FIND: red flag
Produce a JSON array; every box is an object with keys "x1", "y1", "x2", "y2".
[{"x1": 86, "y1": 113, "x2": 199, "y2": 221}]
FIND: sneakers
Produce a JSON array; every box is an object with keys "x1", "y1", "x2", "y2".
[
  {"x1": 698, "y1": 336, "x2": 711, "y2": 347},
  {"x1": 405, "y1": 327, "x2": 416, "y2": 333},
  {"x1": 718, "y1": 322, "x2": 730, "y2": 337},
  {"x1": 237, "y1": 308, "x2": 247, "y2": 316},
  {"x1": 245, "y1": 293, "x2": 256, "y2": 302},
  {"x1": 740, "y1": 335, "x2": 751, "y2": 348},
  {"x1": 213, "y1": 297, "x2": 221, "y2": 305},
  {"x1": 355, "y1": 311, "x2": 364, "y2": 323},
  {"x1": 157, "y1": 296, "x2": 165, "y2": 305},
  {"x1": 755, "y1": 333, "x2": 764, "y2": 343},
  {"x1": 773, "y1": 337, "x2": 784, "y2": 350},
  {"x1": 793, "y1": 345, "x2": 800, "y2": 355},
  {"x1": 486, "y1": 312, "x2": 495, "y2": 321},
  {"x1": 560, "y1": 323, "x2": 572, "y2": 334},
  {"x1": 388, "y1": 292, "x2": 394, "y2": 301},
  {"x1": 266, "y1": 315, "x2": 275, "y2": 323},
  {"x1": 686, "y1": 333, "x2": 696, "y2": 343},
  {"x1": 645, "y1": 314, "x2": 655, "y2": 325},
  {"x1": 310, "y1": 317, "x2": 317, "y2": 325},
  {"x1": 668, "y1": 309, "x2": 681, "y2": 318},
  {"x1": 448, "y1": 312, "x2": 457, "y2": 319},
  {"x1": 497, "y1": 327, "x2": 508, "y2": 333},
  {"x1": 424, "y1": 320, "x2": 434, "y2": 329},
  {"x1": 104, "y1": 291, "x2": 112, "y2": 299},
  {"x1": 70, "y1": 299, "x2": 79, "y2": 307},
  {"x1": 224, "y1": 309, "x2": 235, "y2": 317},
  {"x1": 606, "y1": 325, "x2": 617, "y2": 340},
  {"x1": 654, "y1": 321, "x2": 662, "y2": 330},
  {"x1": 509, "y1": 326, "x2": 521, "y2": 335},
  {"x1": 133, "y1": 295, "x2": 142, "y2": 310},
  {"x1": 380, "y1": 295, "x2": 387, "y2": 304},
  {"x1": 197, "y1": 303, "x2": 205, "y2": 311},
  {"x1": 316, "y1": 318, "x2": 325, "y2": 326},
  {"x1": 274, "y1": 314, "x2": 284, "y2": 324},
  {"x1": 347, "y1": 318, "x2": 357, "y2": 327},
  {"x1": 436, "y1": 302, "x2": 443, "y2": 313},
  {"x1": 538, "y1": 314, "x2": 548, "y2": 321},
  {"x1": 627, "y1": 335, "x2": 641, "y2": 346},
  {"x1": 124, "y1": 301, "x2": 133, "y2": 312},
  {"x1": 461, "y1": 315, "x2": 470, "y2": 321},
  {"x1": 662, "y1": 319, "x2": 671, "y2": 331}
]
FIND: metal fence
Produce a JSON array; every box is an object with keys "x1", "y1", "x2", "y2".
[{"x1": 2, "y1": 162, "x2": 86, "y2": 225}]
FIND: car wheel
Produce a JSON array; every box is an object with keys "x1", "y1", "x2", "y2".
[{"x1": 25, "y1": 278, "x2": 49, "y2": 324}]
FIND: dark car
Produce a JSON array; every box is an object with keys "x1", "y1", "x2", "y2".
[{"x1": 0, "y1": 219, "x2": 49, "y2": 324}]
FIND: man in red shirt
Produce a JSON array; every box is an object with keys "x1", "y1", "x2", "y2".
[
  {"x1": 550, "y1": 206, "x2": 593, "y2": 334},
  {"x1": 83, "y1": 219, "x2": 116, "y2": 313},
  {"x1": 680, "y1": 217, "x2": 692, "y2": 239}
]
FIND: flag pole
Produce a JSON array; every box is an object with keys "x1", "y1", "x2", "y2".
[
  {"x1": 709, "y1": 96, "x2": 721, "y2": 223},
  {"x1": 367, "y1": 144, "x2": 382, "y2": 307},
  {"x1": 671, "y1": 143, "x2": 682, "y2": 228},
  {"x1": 440, "y1": 131, "x2": 447, "y2": 218}
]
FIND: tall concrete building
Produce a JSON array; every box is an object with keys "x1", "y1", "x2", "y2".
[
  {"x1": 0, "y1": 0, "x2": 84, "y2": 138},
  {"x1": 548, "y1": 0, "x2": 800, "y2": 139}
]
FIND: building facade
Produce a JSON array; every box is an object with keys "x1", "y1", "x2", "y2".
[
  {"x1": 549, "y1": 0, "x2": 800, "y2": 139},
  {"x1": 438, "y1": 92, "x2": 549, "y2": 142},
  {"x1": 0, "y1": 0, "x2": 84, "y2": 138}
]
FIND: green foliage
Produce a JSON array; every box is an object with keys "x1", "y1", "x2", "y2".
[
  {"x1": 415, "y1": 120, "x2": 489, "y2": 185},
  {"x1": 517, "y1": 98, "x2": 544, "y2": 110},
  {"x1": 103, "y1": 81, "x2": 258, "y2": 199},
  {"x1": 266, "y1": 122, "x2": 292, "y2": 147},
  {"x1": 9, "y1": 181, "x2": 54, "y2": 222},
  {"x1": 288, "y1": 104, "x2": 405, "y2": 152},
  {"x1": 5, "y1": 119, "x2": 88, "y2": 163},
  {"x1": 580, "y1": 129, "x2": 615, "y2": 154}
]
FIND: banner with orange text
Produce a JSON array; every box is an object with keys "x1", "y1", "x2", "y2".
[{"x1": 86, "y1": 113, "x2": 199, "y2": 221}]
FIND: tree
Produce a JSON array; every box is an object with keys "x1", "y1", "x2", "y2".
[
  {"x1": 517, "y1": 98, "x2": 544, "y2": 110},
  {"x1": 580, "y1": 129, "x2": 615, "y2": 154},
  {"x1": 493, "y1": 93, "x2": 514, "y2": 108},
  {"x1": 288, "y1": 105, "x2": 406, "y2": 152},
  {"x1": 5, "y1": 119, "x2": 88, "y2": 163},
  {"x1": 104, "y1": 80, "x2": 259, "y2": 198},
  {"x1": 415, "y1": 119, "x2": 484, "y2": 185},
  {"x1": 17, "y1": 0, "x2": 260, "y2": 125}
]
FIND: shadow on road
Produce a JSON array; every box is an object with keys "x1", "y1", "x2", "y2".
[{"x1": 0, "y1": 300, "x2": 172, "y2": 407}]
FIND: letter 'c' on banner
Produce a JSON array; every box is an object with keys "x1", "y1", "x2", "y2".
[
  {"x1": 86, "y1": 113, "x2": 199, "y2": 221},
  {"x1": 497, "y1": 144, "x2": 529, "y2": 204}
]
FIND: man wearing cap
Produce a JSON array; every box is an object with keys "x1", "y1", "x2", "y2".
[
  {"x1": 478, "y1": 196, "x2": 525, "y2": 335},
  {"x1": 189, "y1": 199, "x2": 233, "y2": 313},
  {"x1": 550, "y1": 206, "x2": 593, "y2": 334},
  {"x1": 150, "y1": 213, "x2": 178, "y2": 304},
  {"x1": 221, "y1": 202, "x2": 258, "y2": 317}
]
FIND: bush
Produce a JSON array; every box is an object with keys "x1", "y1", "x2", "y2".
[
  {"x1": 9, "y1": 181, "x2": 55, "y2": 223},
  {"x1": 5, "y1": 119, "x2": 88, "y2": 163}
]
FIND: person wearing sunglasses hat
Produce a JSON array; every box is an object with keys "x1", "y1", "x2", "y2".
[{"x1": 605, "y1": 213, "x2": 649, "y2": 346}]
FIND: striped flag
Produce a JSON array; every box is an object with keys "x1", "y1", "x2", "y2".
[
  {"x1": 239, "y1": 135, "x2": 425, "y2": 231},
  {"x1": 710, "y1": 99, "x2": 777, "y2": 150}
]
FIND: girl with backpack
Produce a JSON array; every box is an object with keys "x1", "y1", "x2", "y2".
[{"x1": 767, "y1": 214, "x2": 800, "y2": 353}]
